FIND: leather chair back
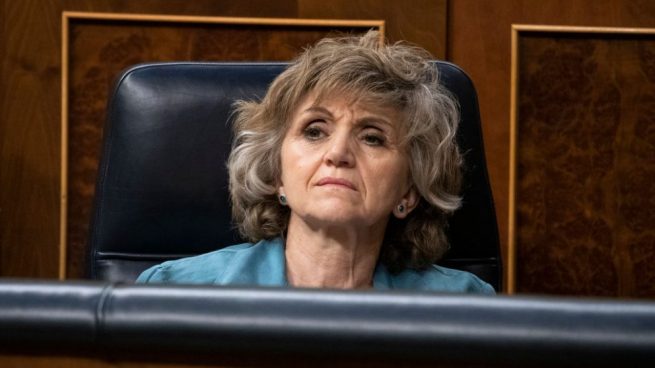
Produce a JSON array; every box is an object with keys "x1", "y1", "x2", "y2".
[{"x1": 87, "y1": 62, "x2": 502, "y2": 290}]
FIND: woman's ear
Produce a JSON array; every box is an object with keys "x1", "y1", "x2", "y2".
[{"x1": 392, "y1": 186, "x2": 419, "y2": 219}]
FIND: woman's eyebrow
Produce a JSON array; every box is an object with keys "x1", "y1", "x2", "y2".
[
  {"x1": 303, "y1": 106, "x2": 332, "y2": 116},
  {"x1": 357, "y1": 116, "x2": 394, "y2": 129},
  {"x1": 303, "y1": 105, "x2": 394, "y2": 129}
]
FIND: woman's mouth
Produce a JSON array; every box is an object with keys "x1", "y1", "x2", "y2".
[{"x1": 316, "y1": 177, "x2": 357, "y2": 191}]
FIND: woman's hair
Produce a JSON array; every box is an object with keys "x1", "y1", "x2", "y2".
[{"x1": 228, "y1": 30, "x2": 462, "y2": 272}]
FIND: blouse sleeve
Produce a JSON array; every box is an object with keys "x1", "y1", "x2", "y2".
[{"x1": 135, "y1": 265, "x2": 164, "y2": 283}]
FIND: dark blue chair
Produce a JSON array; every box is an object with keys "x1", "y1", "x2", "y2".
[{"x1": 87, "y1": 62, "x2": 502, "y2": 290}]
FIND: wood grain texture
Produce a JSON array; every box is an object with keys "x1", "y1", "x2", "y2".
[
  {"x1": 0, "y1": 0, "x2": 62, "y2": 278},
  {"x1": 448, "y1": 0, "x2": 655, "y2": 294},
  {"x1": 298, "y1": 0, "x2": 446, "y2": 58},
  {"x1": 516, "y1": 32, "x2": 655, "y2": 297}
]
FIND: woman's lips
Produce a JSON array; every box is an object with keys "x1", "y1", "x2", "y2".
[{"x1": 316, "y1": 177, "x2": 357, "y2": 191}]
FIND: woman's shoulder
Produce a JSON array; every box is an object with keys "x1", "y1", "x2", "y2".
[
  {"x1": 378, "y1": 264, "x2": 496, "y2": 294},
  {"x1": 135, "y1": 238, "x2": 285, "y2": 285}
]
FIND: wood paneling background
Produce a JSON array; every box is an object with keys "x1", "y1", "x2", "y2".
[
  {"x1": 3, "y1": 0, "x2": 655, "y2": 297},
  {"x1": 0, "y1": 0, "x2": 446, "y2": 279},
  {"x1": 64, "y1": 16, "x2": 380, "y2": 279},
  {"x1": 514, "y1": 30, "x2": 655, "y2": 297},
  {"x1": 448, "y1": 0, "x2": 655, "y2": 296}
]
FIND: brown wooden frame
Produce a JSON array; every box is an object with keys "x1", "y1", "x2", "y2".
[
  {"x1": 508, "y1": 24, "x2": 655, "y2": 293},
  {"x1": 60, "y1": 11, "x2": 384, "y2": 279}
]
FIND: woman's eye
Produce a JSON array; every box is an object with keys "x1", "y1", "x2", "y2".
[
  {"x1": 303, "y1": 124, "x2": 325, "y2": 140},
  {"x1": 363, "y1": 133, "x2": 385, "y2": 146}
]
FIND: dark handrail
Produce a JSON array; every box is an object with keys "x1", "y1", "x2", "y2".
[{"x1": 1, "y1": 280, "x2": 654, "y2": 366}]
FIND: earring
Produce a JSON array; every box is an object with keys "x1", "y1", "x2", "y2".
[
  {"x1": 279, "y1": 194, "x2": 288, "y2": 206},
  {"x1": 397, "y1": 204, "x2": 405, "y2": 213}
]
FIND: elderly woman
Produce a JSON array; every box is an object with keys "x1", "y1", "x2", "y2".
[{"x1": 137, "y1": 31, "x2": 494, "y2": 293}]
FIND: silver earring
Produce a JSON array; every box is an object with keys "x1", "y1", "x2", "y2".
[
  {"x1": 397, "y1": 204, "x2": 405, "y2": 213},
  {"x1": 279, "y1": 195, "x2": 288, "y2": 205}
]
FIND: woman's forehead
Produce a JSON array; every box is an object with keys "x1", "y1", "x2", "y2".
[{"x1": 297, "y1": 90, "x2": 402, "y2": 119}]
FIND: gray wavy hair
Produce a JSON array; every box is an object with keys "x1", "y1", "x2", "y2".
[{"x1": 228, "y1": 30, "x2": 462, "y2": 272}]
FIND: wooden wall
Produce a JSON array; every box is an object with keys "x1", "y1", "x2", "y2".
[
  {"x1": 0, "y1": 0, "x2": 446, "y2": 279},
  {"x1": 448, "y1": 0, "x2": 655, "y2": 296},
  {"x1": 3, "y1": 0, "x2": 655, "y2": 298}
]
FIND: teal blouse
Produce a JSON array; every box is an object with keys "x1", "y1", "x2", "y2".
[{"x1": 136, "y1": 237, "x2": 495, "y2": 294}]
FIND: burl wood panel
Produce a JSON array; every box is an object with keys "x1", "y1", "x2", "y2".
[
  {"x1": 448, "y1": 0, "x2": 655, "y2": 291},
  {"x1": 516, "y1": 33, "x2": 655, "y2": 297},
  {"x1": 65, "y1": 19, "x2": 375, "y2": 279}
]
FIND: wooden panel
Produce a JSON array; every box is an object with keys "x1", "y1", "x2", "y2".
[
  {"x1": 298, "y1": 0, "x2": 446, "y2": 58},
  {"x1": 0, "y1": 0, "x2": 62, "y2": 278},
  {"x1": 0, "y1": 0, "x2": 446, "y2": 280},
  {"x1": 0, "y1": 0, "x2": 298, "y2": 279},
  {"x1": 448, "y1": 0, "x2": 655, "y2": 293},
  {"x1": 510, "y1": 26, "x2": 655, "y2": 297},
  {"x1": 62, "y1": 12, "x2": 382, "y2": 279}
]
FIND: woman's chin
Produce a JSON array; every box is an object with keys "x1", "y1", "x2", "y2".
[
  {"x1": 306, "y1": 210, "x2": 358, "y2": 224},
  {"x1": 297, "y1": 207, "x2": 379, "y2": 230},
  {"x1": 289, "y1": 196, "x2": 388, "y2": 229}
]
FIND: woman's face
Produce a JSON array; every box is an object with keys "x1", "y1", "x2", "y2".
[{"x1": 279, "y1": 92, "x2": 418, "y2": 231}]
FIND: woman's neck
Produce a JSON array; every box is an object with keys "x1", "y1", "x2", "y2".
[{"x1": 284, "y1": 214, "x2": 386, "y2": 289}]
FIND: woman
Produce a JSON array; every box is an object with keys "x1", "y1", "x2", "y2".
[{"x1": 137, "y1": 31, "x2": 494, "y2": 293}]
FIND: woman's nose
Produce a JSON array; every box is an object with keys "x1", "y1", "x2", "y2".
[{"x1": 324, "y1": 133, "x2": 354, "y2": 167}]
